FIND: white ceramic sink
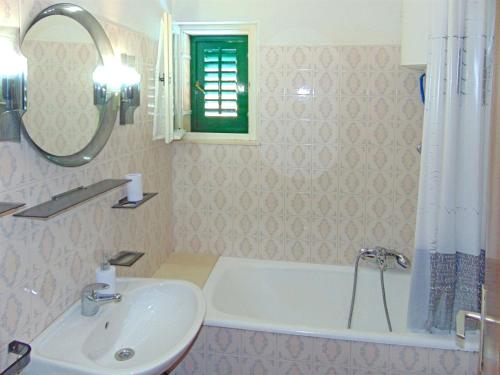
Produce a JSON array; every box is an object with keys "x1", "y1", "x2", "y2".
[{"x1": 24, "y1": 278, "x2": 206, "y2": 375}]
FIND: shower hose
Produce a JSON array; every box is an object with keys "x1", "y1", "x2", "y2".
[{"x1": 347, "y1": 253, "x2": 393, "y2": 332}]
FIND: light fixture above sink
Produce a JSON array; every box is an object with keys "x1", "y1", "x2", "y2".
[{"x1": 23, "y1": 278, "x2": 206, "y2": 375}]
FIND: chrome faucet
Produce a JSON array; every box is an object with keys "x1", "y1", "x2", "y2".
[
  {"x1": 81, "y1": 283, "x2": 122, "y2": 317},
  {"x1": 348, "y1": 246, "x2": 411, "y2": 332},
  {"x1": 359, "y1": 246, "x2": 411, "y2": 270}
]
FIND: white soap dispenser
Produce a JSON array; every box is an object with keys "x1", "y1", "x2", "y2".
[{"x1": 95, "y1": 254, "x2": 116, "y2": 295}]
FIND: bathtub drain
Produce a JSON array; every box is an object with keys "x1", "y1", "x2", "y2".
[{"x1": 115, "y1": 348, "x2": 135, "y2": 361}]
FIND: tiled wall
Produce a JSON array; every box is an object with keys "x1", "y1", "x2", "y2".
[
  {"x1": 172, "y1": 326, "x2": 479, "y2": 375},
  {"x1": 172, "y1": 45, "x2": 423, "y2": 265},
  {"x1": 0, "y1": 0, "x2": 172, "y2": 367}
]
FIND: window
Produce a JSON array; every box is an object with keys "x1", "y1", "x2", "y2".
[
  {"x1": 190, "y1": 35, "x2": 248, "y2": 134},
  {"x1": 172, "y1": 23, "x2": 258, "y2": 144}
]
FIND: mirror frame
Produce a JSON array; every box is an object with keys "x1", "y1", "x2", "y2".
[{"x1": 21, "y1": 3, "x2": 119, "y2": 167}]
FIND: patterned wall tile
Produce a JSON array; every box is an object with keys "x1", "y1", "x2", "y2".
[
  {"x1": 241, "y1": 357, "x2": 276, "y2": 375},
  {"x1": 206, "y1": 327, "x2": 243, "y2": 355},
  {"x1": 172, "y1": 351, "x2": 206, "y2": 375},
  {"x1": 242, "y1": 331, "x2": 277, "y2": 360},
  {"x1": 429, "y1": 349, "x2": 471, "y2": 375},
  {"x1": 173, "y1": 44, "x2": 423, "y2": 265},
  {"x1": 313, "y1": 338, "x2": 350, "y2": 367},
  {"x1": 207, "y1": 353, "x2": 241, "y2": 375},
  {"x1": 389, "y1": 345, "x2": 429, "y2": 374},
  {"x1": 313, "y1": 365, "x2": 349, "y2": 375},
  {"x1": 277, "y1": 361, "x2": 312, "y2": 375},
  {"x1": 350, "y1": 342, "x2": 389, "y2": 370},
  {"x1": 172, "y1": 326, "x2": 478, "y2": 375},
  {"x1": 0, "y1": 1, "x2": 173, "y2": 365},
  {"x1": 277, "y1": 334, "x2": 314, "y2": 362}
]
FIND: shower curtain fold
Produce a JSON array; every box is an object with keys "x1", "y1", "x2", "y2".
[{"x1": 407, "y1": 0, "x2": 494, "y2": 332}]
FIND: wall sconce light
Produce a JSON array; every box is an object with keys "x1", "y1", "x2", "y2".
[
  {"x1": 0, "y1": 27, "x2": 27, "y2": 143},
  {"x1": 92, "y1": 53, "x2": 140, "y2": 125},
  {"x1": 118, "y1": 54, "x2": 140, "y2": 125}
]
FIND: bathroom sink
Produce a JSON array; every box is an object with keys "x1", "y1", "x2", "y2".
[{"x1": 24, "y1": 278, "x2": 206, "y2": 375}]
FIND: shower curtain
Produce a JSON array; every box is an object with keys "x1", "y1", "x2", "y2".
[{"x1": 407, "y1": 0, "x2": 495, "y2": 332}]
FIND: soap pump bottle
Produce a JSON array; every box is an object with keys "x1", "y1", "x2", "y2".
[{"x1": 95, "y1": 254, "x2": 116, "y2": 295}]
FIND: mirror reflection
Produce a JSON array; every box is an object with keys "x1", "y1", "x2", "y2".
[{"x1": 22, "y1": 15, "x2": 101, "y2": 157}]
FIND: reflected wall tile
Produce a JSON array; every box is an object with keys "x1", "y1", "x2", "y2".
[{"x1": 0, "y1": 143, "x2": 26, "y2": 193}]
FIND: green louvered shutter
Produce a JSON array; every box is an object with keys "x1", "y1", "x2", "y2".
[{"x1": 190, "y1": 35, "x2": 248, "y2": 133}]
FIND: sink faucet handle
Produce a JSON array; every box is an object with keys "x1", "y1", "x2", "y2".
[{"x1": 82, "y1": 283, "x2": 109, "y2": 298}]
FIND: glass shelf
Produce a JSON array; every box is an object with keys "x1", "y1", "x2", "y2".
[
  {"x1": 14, "y1": 179, "x2": 129, "y2": 219},
  {"x1": 0, "y1": 202, "x2": 25, "y2": 216},
  {"x1": 112, "y1": 192, "x2": 158, "y2": 209}
]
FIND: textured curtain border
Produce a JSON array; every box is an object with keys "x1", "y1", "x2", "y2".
[{"x1": 427, "y1": 250, "x2": 485, "y2": 331}]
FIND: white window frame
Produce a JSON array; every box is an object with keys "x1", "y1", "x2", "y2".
[
  {"x1": 153, "y1": 12, "x2": 174, "y2": 144},
  {"x1": 174, "y1": 22, "x2": 259, "y2": 145}
]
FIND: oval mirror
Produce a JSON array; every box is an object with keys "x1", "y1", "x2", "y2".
[{"x1": 21, "y1": 4, "x2": 118, "y2": 167}]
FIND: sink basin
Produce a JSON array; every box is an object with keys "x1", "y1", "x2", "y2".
[{"x1": 24, "y1": 278, "x2": 206, "y2": 375}]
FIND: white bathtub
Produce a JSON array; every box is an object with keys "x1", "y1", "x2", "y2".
[{"x1": 203, "y1": 257, "x2": 479, "y2": 351}]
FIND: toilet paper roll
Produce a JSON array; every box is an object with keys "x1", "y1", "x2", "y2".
[{"x1": 125, "y1": 173, "x2": 143, "y2": 202}]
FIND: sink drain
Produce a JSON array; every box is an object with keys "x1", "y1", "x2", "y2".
[{"x1": 115, "y1": 348, "x2": 135, "y2": 361}]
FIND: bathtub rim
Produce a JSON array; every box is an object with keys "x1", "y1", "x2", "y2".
[{"x1": 203, "y1": 256, "x2": 480, "y2": 352}]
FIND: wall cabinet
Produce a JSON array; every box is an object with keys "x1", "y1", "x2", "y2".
[{"x1": 401, "y1": 0, "x2": 431, "y2": 69}]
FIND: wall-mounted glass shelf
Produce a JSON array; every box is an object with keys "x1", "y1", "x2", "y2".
[
  {"x1": 14, "y1": 179, "x2": 129, "y2": 220},
  {"x1": 112, "y1": 192, "x2": 158, "y2": 209},
  {"x1": 1, "y1": 341, "x2": 31, "y2": 375},
  {"x1": 109, "y1": 251, "x2": 145, "y2": 267},
  {"x1": 0, "y1": 202, "x2": 25, "y2": 217}
]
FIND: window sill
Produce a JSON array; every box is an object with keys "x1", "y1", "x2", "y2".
[{"x1": 176, "y1": 131, "x2": 260, "y2": 146}]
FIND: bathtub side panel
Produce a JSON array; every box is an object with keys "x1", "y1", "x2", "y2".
[{"x1": 170, "y1": 325, "x2": 478, "y2": 375}]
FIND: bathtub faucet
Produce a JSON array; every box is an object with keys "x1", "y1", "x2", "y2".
[
  {"x1": 348, "y1": 246, "x2": 411, "y2": 332},
  {"x1": 359, "y1": 246, "x2": 411, "y2": 270}
]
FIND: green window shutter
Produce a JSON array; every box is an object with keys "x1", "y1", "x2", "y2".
[{"x1": 190, "y1": 35, "x2": 249, "y2": 134}]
